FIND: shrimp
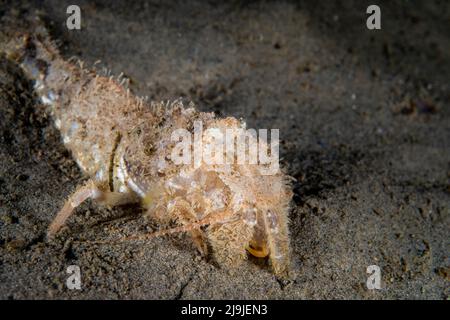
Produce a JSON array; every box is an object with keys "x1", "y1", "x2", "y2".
[{"x1": 1, "y1": 14, "x2": 293, "y2": 278}]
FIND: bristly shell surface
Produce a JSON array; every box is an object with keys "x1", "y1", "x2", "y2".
[{"x1": 1, "y1": 14, "x2": 294, "y2": 278}]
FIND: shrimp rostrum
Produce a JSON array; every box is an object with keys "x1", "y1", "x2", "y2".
[{"x1": 1, "y1": 15, "x2": 293, "y2": 278}]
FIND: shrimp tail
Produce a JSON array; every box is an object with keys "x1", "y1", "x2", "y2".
[
  {"x1": 1, "y1": 10, "x2": 89, "y2": 113},
  {"x1": 1, "y1": 9, "x2": 52, "y2": 61}
]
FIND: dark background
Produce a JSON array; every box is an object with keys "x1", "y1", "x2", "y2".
[{"x1": 0, "y1": 0, "x2": 449, "y2": 299}]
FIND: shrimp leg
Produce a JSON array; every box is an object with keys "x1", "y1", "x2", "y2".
[
  {"x1": 167, "y1": 198, "x2": 208, "y2": 256},
  {"x1": 47, "y1": 180, "x2": 136, "y2": 238}
]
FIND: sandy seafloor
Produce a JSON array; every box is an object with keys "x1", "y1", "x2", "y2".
[{"x1": 0, "y1": 0, "x2": 449, "y2": 299}]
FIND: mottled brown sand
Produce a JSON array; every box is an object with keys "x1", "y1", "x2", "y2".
[{"x1": 0, "y1": 0, "x2": 449, "y2": 299}]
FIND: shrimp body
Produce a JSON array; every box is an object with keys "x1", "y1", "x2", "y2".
[{"x1": 2, "y1": 18, "x2": 293, "y2": 278}]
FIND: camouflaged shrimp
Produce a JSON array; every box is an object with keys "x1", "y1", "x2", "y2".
[{"x1": 2, "y1": 15, "x2": 293, "y2": 278}]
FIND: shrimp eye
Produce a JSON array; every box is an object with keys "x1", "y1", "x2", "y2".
[{"x1": 246, "y1": 243, "x2": 269, "y2": 258}]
